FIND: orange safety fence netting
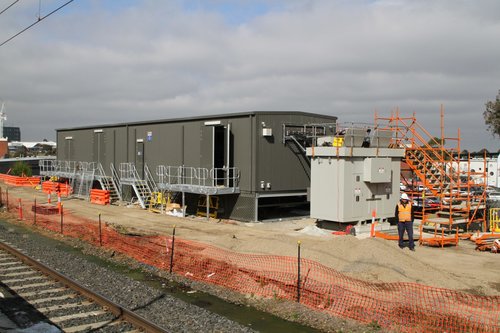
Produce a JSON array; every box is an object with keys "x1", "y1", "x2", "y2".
[{"x1": 3, "y1": 195, "x2": 500, "y2": 333}]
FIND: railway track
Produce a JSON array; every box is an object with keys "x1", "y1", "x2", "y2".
[{"x1": 0, "y1": 239, "x2": 168, "y2": 333}]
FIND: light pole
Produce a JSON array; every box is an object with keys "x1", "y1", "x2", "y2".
[{"x1": 0, "y1": 98, "x2": 6, "y2": 139}]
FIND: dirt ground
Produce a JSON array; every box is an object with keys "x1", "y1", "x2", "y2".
[{"x1": 5, "y1": 185, "x2": 500, "y2": 297}]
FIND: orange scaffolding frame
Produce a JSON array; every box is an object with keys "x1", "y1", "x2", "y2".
[{"x1": 375, "y1": 107, "x2": 487, "y2": 235}]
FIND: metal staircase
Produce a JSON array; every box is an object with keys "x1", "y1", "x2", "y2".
[
  {"x1": 144, "y1": 164, "x2": 158, "y2": 193},
  {"x1": 96, "y1": 163, "x2": 122, "y2": 203},
  {"x1": 110, "y1": 163, "x2": 122, "y2": 202},
  {"x1": 376, "y1": 109, "x2": 487, "y2": 231},
  {"x1": 405, "y1": 149, "x2": 454, "y2": 197},
  {"x1": 119, "y1": 162, "x2": 153, "y2": 209}
]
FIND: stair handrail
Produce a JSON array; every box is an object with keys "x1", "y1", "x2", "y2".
[
  {"x1": 405, "y1": 149, "x2": 456, "y2": 194},
  {"x1": 96, "y1": 163, "x2": 109, "y2": 191},
  {"x1": 380, "y1": 115, "x2": 462, "y2": 190},
  {"x1": 97, "y1": 162, "x2": 106, "y2": 176},
  {"x1": 387, "y1": 115, "x2": 461, "y2": 168},
  {"x1": 144, "y1": 164, "x2": 158, "y2": 193},
  {"x1": 110, "y1": 163, "x2": 123, "y2": 201}
]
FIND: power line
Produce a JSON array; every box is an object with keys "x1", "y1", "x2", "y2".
[
  {"x1": 0, "y1": 0, "x2": 20, "y2": 16},
  {"x1": 0, "y1": 0, "x2": 75, "y2": 48}
]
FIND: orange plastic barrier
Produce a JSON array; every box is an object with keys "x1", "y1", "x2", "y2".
[
  {"x1": 3, "y1": 192, "x2": 500, "y2": 333},
  {"x1": 42, "y1": 181, "x2": 72, "y2": 196},
  {"x1": 90, "y1": 189, "x2": 110, "y2": 205},
  {"x1": 0, "y1": 174, "x2": 40, "y2": 187}
]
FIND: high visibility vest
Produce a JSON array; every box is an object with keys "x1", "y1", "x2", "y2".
[{"x1": 398, "y1": 203, "x2": 412, "y2": 222}]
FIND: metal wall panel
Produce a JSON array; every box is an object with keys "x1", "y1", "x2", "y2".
[
  {"x1": 57, "y1": 130, "x2": 93, "y2": 162},
  {"x1": 114, "y1": 127, "x2": 128, "y2": 166},
  {"x1": 128, "y1": 123, "x2": 184, "y2": 181},
  {"x1": 255, "y1": 113, "x2": 336, "y2": 193},
  {"x1": 97, "y1": 127, "x2": 128, "y2": 175},
  {"x1": 56, "y1": 112, "x2": 336, "y2": 197},
  {"x1": 127, "y1": 128, "x2": 137, "y2": 166},
  {"x1": 183, "y1": 122, "x2": 201, "y2": 167},
  {"x1": 92, "y1": 131, "x2": 106, "y2": 164},
  {"x1": 228, "y1": 116, "x2": 254, "y2": 192}
]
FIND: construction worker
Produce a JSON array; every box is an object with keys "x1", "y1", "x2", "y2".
[
  {"x1": 361, "y1": 128, "x2": 371, "y2": 147},
  {"x1": 395, "y1": 193, "x2": 415, "y2": 251}
]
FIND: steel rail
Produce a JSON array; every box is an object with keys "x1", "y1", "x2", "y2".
[{"x1": 0, "y1": 240, "x2": 168, "y2": 333}]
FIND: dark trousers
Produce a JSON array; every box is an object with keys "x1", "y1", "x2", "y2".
[{"x1": 398, "y1": 221, "x2": 414, "y2": 249}]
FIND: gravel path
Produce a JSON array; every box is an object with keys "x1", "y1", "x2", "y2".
[{"x1": 0, "y1": 221, "x2": 256, "y2": 333}]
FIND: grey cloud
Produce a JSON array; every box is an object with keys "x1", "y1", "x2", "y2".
[{"x1": 0, "y1": 0, "x2": 498, "y2": 151}]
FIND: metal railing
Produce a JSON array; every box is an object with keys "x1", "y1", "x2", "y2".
[
  {"x1": 156, "y1": 165, "x2": 240, "y2": 189},
  {"x1": 118, "y1": 162, "x2": 153, "y2": 208},
  {"x1": 110, "y1": 163, "x2": 122, "y2": 200},
  {"x1": 40, "y1": 160, "x2": 78, "y2": 175},
  {"x1": 211, "y1": 167, "x2": 240, "y2": 188},
  {"x1": 77, "y1": 161, "x2": 97, "y2": 173},
  {"x1": 119, "y1": 162, "x2": 141, "y2": 181},
  {"x1": 144, "y1": 164, "x2": 158, "y2": 192}
]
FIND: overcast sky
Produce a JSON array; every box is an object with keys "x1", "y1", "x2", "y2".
[{"x1": 0, "y1": 0, "x2": 499, "y2": 151}]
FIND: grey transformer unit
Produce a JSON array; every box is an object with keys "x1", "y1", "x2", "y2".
[
  {"x1": 53, "y1": 111, "x2": 337, "y2": 222},
  {"x1": 306, "y1": 127, "x2": 405, "y2": 224}
]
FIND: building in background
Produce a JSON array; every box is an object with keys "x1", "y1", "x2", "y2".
[
  {"x1": 456, "y1": 155, "x2": 500, "y2": 187},
  {"x1": 3, "y1": 126, "x2": 21, "y2": 142},
  {"x1": 8, "y1": 141, "x2": 56, "y2": 158}
]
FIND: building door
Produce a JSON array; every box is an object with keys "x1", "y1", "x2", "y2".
[
  {"x1": 213, "y1": 125, "x2": 226, "y2": 185},
  {"x1": 64, "y1": 138, "x2": 73, "y2": 161},
  {"x1": 136, "y1": 139, "x2": 144, "y2": 179},
  {"x1": 201, "y1": 122, "x2": 232, "y2": 186},
  {"x1": 93, "y1": 130, "x2": 105, "y2": 164}
]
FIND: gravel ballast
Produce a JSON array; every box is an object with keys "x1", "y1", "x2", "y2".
[{"x1": 0, "y1": 220, "x2": 256, "y2": 333}]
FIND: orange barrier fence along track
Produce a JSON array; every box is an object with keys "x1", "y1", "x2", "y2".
[{"x1": 1, "y1": 189, "x2": 498, "y2": 333}]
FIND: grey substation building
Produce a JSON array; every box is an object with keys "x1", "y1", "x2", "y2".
[{"x1": 47, "y1": 111, "x2": 337, "y2": 221}]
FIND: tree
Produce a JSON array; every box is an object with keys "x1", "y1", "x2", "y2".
[
  {"x1": 483, "y1": 90, "x2": 500, "y2": 138},
  {"x1": 477, "y1": 148, "x2": 490, "y2": 156},
  {"x1": 426, "y1": 137, "x2": 445, "y2": 147},
  {"x1": 11, "y1": 161, "x2": 32, "y2": 177}
]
